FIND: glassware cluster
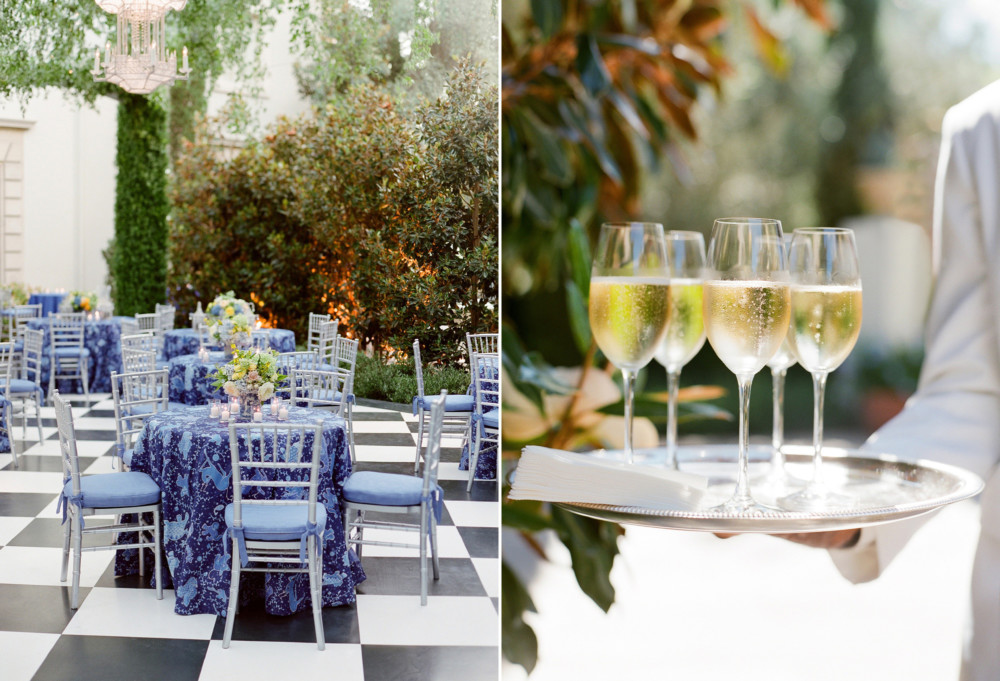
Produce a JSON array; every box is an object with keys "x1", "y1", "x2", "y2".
[{"x1": 587, "y1": 218, "x2": 863, "y2": 513}]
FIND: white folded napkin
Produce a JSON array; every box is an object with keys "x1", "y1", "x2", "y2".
[{"x1": 508, "y1": 446, "x2": 708, "y2": 510}]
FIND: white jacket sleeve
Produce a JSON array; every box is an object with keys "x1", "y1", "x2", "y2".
[{"x1": 829, "y1": 102, "x2": 1000, "y2": 582}]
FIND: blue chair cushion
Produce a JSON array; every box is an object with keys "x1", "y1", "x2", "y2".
[
  {"x1": 65, "y1": 472, "x2": 161, "y2": 509},
  {"x1": 0, "y1": 379, "x2": 42, "y2": 394},
  {"x1": 342, "y1": 471, "x2": 429, "y2": 508},
  {"x1": 11, "y1": 340, "x2": 23, "y2": 352},
  {"x1": 224, "y1": 503, "x2": 327, "y2": 541},
  {"x1": 53, "y1": 347, "x2": 91, "y2": 358},
  {"x1": 481, "y1": 411, "x2": 499, "y2": 429},
  {"x1": 417, "y1": 394, "x2": 474, "y2": 413}
]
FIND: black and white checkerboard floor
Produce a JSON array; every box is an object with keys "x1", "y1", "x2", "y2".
[{"x1": 0, "y1": 394, "x2": 499, "y2": 681}]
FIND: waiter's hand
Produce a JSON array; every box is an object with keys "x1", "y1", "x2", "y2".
[{"x1": 715, "y1": 529, "x2": 861, "y2": 549}]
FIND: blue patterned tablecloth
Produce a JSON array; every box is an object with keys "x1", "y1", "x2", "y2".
[
  {"x1": 0, "y1": 398, "x2": 13, "y2": 453},
  {"x1": 28, "y1": 316, "x2": 133, "y2": 396},
  {"x1": 28, "y1": 292, "x2": 67, "y2": 317},
  {"x1": 168, "y1": 352, "x2": 228, "y2": 405},
  {"x1": 116, "y1": 405, "x2": 365, "y2": 616},
  {"x1": 163, "y1": 328, "x2": 297, "y2": 360},
  {"x1": 459, "y1": 364, "x2": 498, "y2": 481}
]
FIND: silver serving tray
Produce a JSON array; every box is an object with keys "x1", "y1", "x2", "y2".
[{"x1": 554, "y1": 444, "x2": 984, "y2": 534}]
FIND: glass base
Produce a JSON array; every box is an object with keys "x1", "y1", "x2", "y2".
[
  {"x1": 709, "y1": 494, "x2": 779, "y2": 515},
  {"x1": 779, "y1": 485, "x2": 854, "y2": 512}
]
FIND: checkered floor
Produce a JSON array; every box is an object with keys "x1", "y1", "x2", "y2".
[{"x1": 0, "y1": 394, "x2": 499, "y2": 681}]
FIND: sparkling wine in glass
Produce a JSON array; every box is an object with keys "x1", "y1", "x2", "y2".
[
  {"x1": 653, "y1": 231, "x2": 706, "y2": 469},
  {"x1": 589, "y1": 222, "x2": 671, "y2": 464},
  {"x1": 781, "y1": 228, "x2": 862, "y2": 510},
  {"x1": 703, "y1": 218, "x2": 790, "y2": 513}
]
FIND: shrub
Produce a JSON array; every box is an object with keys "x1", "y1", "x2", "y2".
[
  {"x1": 168, "y1": 59, "x2": 497, "y2": 362},
  {"x1": 353, "y1": 353, "x2": 471, "y2": 404}
]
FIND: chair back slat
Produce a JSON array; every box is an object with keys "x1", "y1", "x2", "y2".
[
  {"x1": 121, "y1": 332, "x2": 158, "y2": 373},
  {"x1": 332, "y1": 336, "x2": 358, "y2": 397},
  {"x1": 421, "y1": 390, "x2": 448, "y2": 494},
  {"x1": 276, "y1": 351, "x2": 320, "y2": 399},
  {"x1": 111, "y1": 369, "x2": 169, "y2": 464},
  {"x1": 228, "y1": 422, "x2": 324, "y2": 527},
  {"x1": 119, "y1": 318, "x2": 139, "y2": 337},
  {"x1": 251, "y1": 328, "x2": 271, "y2": 350},
  {"x1": 52, "y1": 391, "x2": 83, "y2": 495},
  {"x1": 316, "y1": 321, "x2": 339, "y2": 365},
  {"x1": 156, "y1": 305, "x2": 176, "y2": 332},
  {"x1": 51, "y1": 313, "x2": 86, "y2": 349},
  {"x1": 472, "y1": 353, "x2": 500, "y2": 419},
  {"x1": 20, "y1": 328, "x2": 44, "y2": 384},
  {"x1": 0, "y1": 342, "x2": 13, "y2": 399},
  {"x1": 412, "y1": 339, "x2": 425, "y2": 399},
  {"x1": 307, "y1": 313, "x2": 331, "y2": 354},
  {"x1": 466, "y1": 333, "x2": 498, "y2": 358},
  {"x1": 293, "y1": 369, "x2": 350, "y2": 415}
]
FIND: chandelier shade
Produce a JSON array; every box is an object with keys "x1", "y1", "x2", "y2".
[
  {"x1": 94, "y1": 0, "x2": 188, "y2": 15},
  {"x1": 91, "y1": 0, "x2": 192, "y2": 94}
]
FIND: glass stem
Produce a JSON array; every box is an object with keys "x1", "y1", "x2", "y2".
[
  {"x1": 771, "y1": 368, "x2": 786, "y2": 471},
  {"x1": 622, "y1": 368, "x2": 636, "y2": 464},
  {"x1": 665, "y1": 369, "x2": 680, "y2": 469},
  {"x1": 811, "y1": 371, "x2": 828, "y2": 487},
  {"x1": 733, "y1": 373, "x2": 754, "y2": 505}
]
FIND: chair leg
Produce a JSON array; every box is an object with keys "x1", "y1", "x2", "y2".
[
  {"x1": 308, "y1": 536, "x2": 325, "y2": 650},
  {"x1": 34, "y1": 393, "x2": 43, "y2": 443},
  {"x1": 81, "y1": 357, "x2": 90, "y2": 408},
  {"x1": 153, "y1": 509, "x2": 163, "y2": 600},
  {"x1": 8, "y1": 408, "x2": 19, "y2": 469},
  {"x1": 346, "y1": 402, "x2": 355, "y2": 465},
  {"x1": 138, "y1": 516, "x2": 145, "y2": 578},
  {"x1": 467, "y1": 424, "x2": 481, "y2": 492},
  {"x1": 414, "y1": 408, "x2": 425, "y2": 474},
  {"x1": 430, "y1": 514, "x2": 440, "y2": 581},
  {"x1": 48, "y1": 357, "x2": 54, "y2": 406},
  {"x1": 355, "y1": 510, "x2": 364, "y2": 560},
  {"x1": 71, "y1": 513, "x2": 83, "y2": 609},
  {"x1": 222, "y1": 538, "x2": 241, "y2": 649},
  {"x1": 60, "y1": 516, "x2": 71, "y2": 582},
  {"x1": 419, "y1": 510, "x2": 428, "y2": 606}
]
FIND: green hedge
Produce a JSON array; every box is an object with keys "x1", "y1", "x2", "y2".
[
  {"x1": 113, "y1": 93, "x2": 169, "y2": 315},
  {"x1": 353, "y1": 353, "x2": 470, "y2": 405}
]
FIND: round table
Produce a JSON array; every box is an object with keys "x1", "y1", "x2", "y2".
[
  {"x1": 116, "y1": 405, "x2": 365, "y2": 616},
  {"x1": 168, "y1": 352, "x2": 228, "y2": 405},
  {"x1": 28, "y1": 292, "x2": 67, "y2": 317},
  {"x1": 29, "y1": 315, "x2": 134, "y2": 395},
  {"x1": 163, "y1": 328, "x2": 296, "y2": 360}
]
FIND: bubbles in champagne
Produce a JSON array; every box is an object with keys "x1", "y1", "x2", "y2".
[
  {"x1": 788, "y1": 284, "x2": 863, "y2": 373},
  {"x1": 703, "y1": 280, "x2": 791, "y2": 377},
  {"x1": 767, "y1": 338, "x2": 797, "y2": 373},
  {"x1": 589, "y1": 276, "x2": 672, "y2": 370},
  {"x1": 654, "y1": 278, "x2": 706, "y2": 372}
]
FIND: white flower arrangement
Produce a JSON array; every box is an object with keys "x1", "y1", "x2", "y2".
[{"x1": 210, "y1": 346, "x2": 286, "y2": 403}]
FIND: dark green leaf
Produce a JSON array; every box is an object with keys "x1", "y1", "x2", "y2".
[
  {"x1": 502, "y1": 561, "x2": 539, "y2": 672},
  {"x1": 565, "y1": 279, "x2": 592, "y2": 354},
  {"x1": 531, "y1": 0, "x2": 564, "y2": 39},
  {"x1": 503, "y1": 500, "x2": 556, "y2": 532},
  {"x1": 550, "y1": 505, "x2": 620, "y2": 612},
  {"x1": 576, "y1": 34, "x2": 612, "y2": 96},
  {"x1": 566, "y1": 218, "x2": 592, "y2": 296},
  {"x1": 518, "y1": 109, "x2": 574, "y2": 186}
]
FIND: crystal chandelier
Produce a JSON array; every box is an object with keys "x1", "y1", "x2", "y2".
[{"x1": 91, "y1": 0, "x2": 192, "y2": 95}]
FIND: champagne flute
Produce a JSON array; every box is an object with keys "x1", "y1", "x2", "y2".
[
  {"x1": 653, "y1": 231, "x2": 706, "y2": 469},
  {"x1": 766, "y1": 337, "x2": 797, "y2": 477},
  {"x1": 589, "y1": 222, "x2": 671, "y2": 464},
  {"x1": 781, "y1": 228, "x2": 862, "y2": 510},
  {"x1": 703, "y1": 218, "x2": 790, "y2": 513}
]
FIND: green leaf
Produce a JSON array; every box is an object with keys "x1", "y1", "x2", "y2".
[
  {"x1": 502, "y1": 500, "x2": 556, "y2": 532},
  {"x1": 502, "y1": 561, "x2": 539, "y2": 673},
  {"x1": 518, "y1": 109, "x2": 574, "y2": 186},
  {"x1": 550, "y1": 505, "x2": 620, "y2": 612},
  {"x1": 566, "y1": 218, "x2": 591, "y2": 294},
  {"x1": 531, "y1": 0, "x2": 563, "y2": 39},
  {"x1": 565, "y1": 279, "x2": 592, "y2": 355},
  {"x1": 576, "y1": 34, "x2": 612, "y2": 96}
]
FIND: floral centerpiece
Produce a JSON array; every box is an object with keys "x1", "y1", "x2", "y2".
[
  {"x1": 213, "y1": 313, "x2": 252, "y2": 357},
  {"x1": 60, "y1": 290, "x2": 98, "y2": 313},
  {"x1": 210, "y1": 346, "x2": 286, "y2": 420},
  {"x1": 206, "y1": 290, "x2": 253, "y2": 321}
]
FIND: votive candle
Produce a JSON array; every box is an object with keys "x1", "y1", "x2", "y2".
[
  {"x1": 220, "y1": 408, "x2": 230, "y2": 422},
  {"x1": 270, "y1": 399, "x2": 280, "y2": 415},
  {"x1": 253, "y1": 407, "x2": 263, "y2": 423},
  {"x1": 278, "y1": 406, "x2": 289, "y2": 421}
]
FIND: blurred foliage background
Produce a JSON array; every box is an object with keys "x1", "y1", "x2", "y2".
[{"x1": 501, "y1": 0, "x2": 1000, "y2": 672}]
